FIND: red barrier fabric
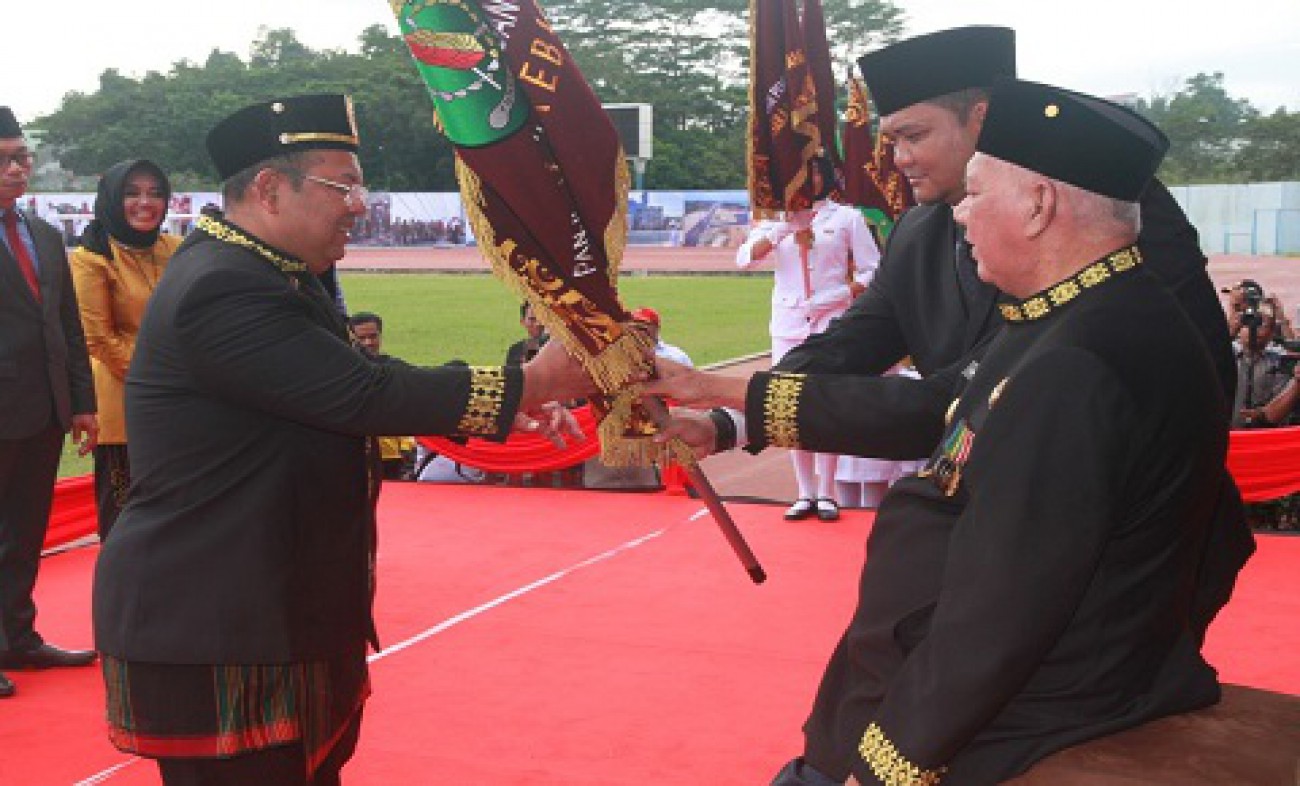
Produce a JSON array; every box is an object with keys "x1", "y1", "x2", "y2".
[
  {"x1": 42, "y1": 426, "x2": 1295, "y2": 552},
  {"x1": 418, "y1": 405, "x2": 602, "y2": 473},
  {"x1": 1227, "y1": 425, "x2": 1300, "y2": 503},
  {"x1": 43, "y1": 475, "x2": 97, "y2": 550}
]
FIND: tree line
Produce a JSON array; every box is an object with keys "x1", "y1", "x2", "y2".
[{"x1": 32, "y1": 7, "x2": 1299, "y2": 192}]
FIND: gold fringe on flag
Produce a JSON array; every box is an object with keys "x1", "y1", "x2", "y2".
[{"x1": 456, "y1": 155, "x2": 685, "y2": 469}]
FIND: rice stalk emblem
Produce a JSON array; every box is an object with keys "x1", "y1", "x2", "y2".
[{"x1": 392, "y1": 0, "x2": 528, "y2": 145}]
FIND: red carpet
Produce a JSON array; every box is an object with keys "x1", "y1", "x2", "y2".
[{"x1": 2, "y1": 483, "x2": 1297, "y2": 785}]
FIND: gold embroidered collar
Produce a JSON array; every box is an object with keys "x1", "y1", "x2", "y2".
[
  {"x1": 999, "y1": 246, "x2": 1142, "y2": 323},
  {"x1": 196, "y1": 214, "x2": 308, "y2": 274}
]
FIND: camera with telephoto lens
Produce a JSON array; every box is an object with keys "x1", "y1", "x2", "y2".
[{"x1": 1236, "y1": 279, "x2": 1266, "y2": 329}]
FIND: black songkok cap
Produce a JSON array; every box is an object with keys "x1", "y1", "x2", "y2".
[
  {"x1": 0, "y1": 107, "x2": 23, "y2": 139},
  {"x1": 857, "y1": 26, "x2": 1016, "y2": 116},
  {"x1": 977, "y1": 79, "x2": 1169, "y2": 202},
  {"x1": 206, "y1": 94, "x2": 359, "y2": 181}
]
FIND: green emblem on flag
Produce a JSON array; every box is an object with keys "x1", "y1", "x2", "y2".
[{"x1": 392, "y1": 0, "x2": 529, "y2": 147}]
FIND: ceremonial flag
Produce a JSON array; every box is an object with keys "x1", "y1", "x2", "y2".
[
  {"x1": 840, "y1": 71, "x2": 915, "y2": 241},
  {"x1": 390, "y1": 0, "x2": 663, "y2": 464},
  {"x1": 748, "y1": 0, "x2": 833, "y2": 214},
  {"x1": 799, "y1": 0, "x2": 841, "y2": 180}
]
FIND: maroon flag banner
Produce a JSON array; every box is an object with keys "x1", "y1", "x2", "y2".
[
  {"x1": 800, "y1": 0, "x2": 841, "y2": 180},
  {"x1": 748, "y1": 0, "x2": 826, "y2": 214},
  {"x1": 841, "y1": 72, "x2": 915, "y2": 240},
  {"x1": 391, "y1": 0, "x2": 671, "y2": 463}
]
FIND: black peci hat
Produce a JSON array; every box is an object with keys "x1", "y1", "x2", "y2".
[
  {"x1": 857, "y1": 26, "x2": 1016, "y2": 116},
  {"x1": 0, "y1": 107, "x2": 23, "y2": 139},
  {"x1": 206, "y1": 94, "x2": 360, "y2": 181},
  {"x1": 977, "y1": 79, "x2": 1169, "y2": 202}
]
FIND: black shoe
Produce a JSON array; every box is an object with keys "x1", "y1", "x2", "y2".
[
  {"x1": 0, "y1": 672, "x2": 13, "y2": 698},
  {"x1": 815, "y1": 498, "x2": 841, "y2": 522},
  {"x1": 784, "y1": 498, "x2": 816, "y2": 521},
  {"x1": 0, "y1": 643, "x2": 98, "y2": 670}
]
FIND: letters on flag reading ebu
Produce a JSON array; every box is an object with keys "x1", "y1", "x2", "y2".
[
  {"x1": 841, "y1": 72, "x2": 915, "y2": 241},
  {"x1": 748, "y1": 0, "x2": 834, "y2": 215},
  {"x1": 390, "y1": 0, "x2": 673, "y2": 465}
]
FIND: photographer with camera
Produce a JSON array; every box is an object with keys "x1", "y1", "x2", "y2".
[{"x1": 1226, "y1": 281, "x2": 1300, "y2": 428}]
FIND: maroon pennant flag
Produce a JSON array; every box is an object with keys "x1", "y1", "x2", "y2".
[
  {"x1": 392, "y1": 0, "x2": 769, "y2": 583},
  {"x1": 840, "y1": 71, "x2": 915, "y2": 240},
  {"x1": 392, "y1": 0, "x2": 669, "y2": 464},
  {"x1": 748, "y1": 0, "x2": 826, "y2": 214},
  {"x1": 799, "y1": 0, "x2": 842, "y2": 181}
]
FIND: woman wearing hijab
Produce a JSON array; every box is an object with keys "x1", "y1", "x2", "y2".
[{"x1": 71, "y1": 159, "x2": 179, "y2": 539}]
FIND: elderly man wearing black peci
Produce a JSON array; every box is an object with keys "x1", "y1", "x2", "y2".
[
  {"x1": 763, "y1": 26, "x2": 1251, "y2": 647},
  {"x1": 647, "y1": 80, "x2": 1244, "y2": 786}
]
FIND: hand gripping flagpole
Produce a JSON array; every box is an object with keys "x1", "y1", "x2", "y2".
[
  {"x1": 525, "y1": 123, "x2": 768, "y2": 585},
  {"x1": 390, "y1": 0, "x2": 765, "y2": 584},
  {"x1": 641, "y1": 397, "x2": 767, "y2": 584}
]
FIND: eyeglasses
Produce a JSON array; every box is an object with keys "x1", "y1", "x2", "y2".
[
  {"x1": 0, "y1": 152, "x2": 34, "y2": 169},
  {"x1": 302, "y1": 174, "x2": 369, "y2": 209}
]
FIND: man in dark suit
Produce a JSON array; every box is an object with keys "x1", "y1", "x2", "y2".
[
  {"x1": 0, "y1": 107, "x2": 99, "y2": 699},
  {"x1": 92, "y1": 94, "x2": 595, "y2": 784},
  {"x1": 649, "y1": 79, "x2": 1239, "y2": 786}
]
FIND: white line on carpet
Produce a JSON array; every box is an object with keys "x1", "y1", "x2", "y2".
[
  {"x1": 74, "y1": 509, "x2": 707, "y2": 784},
  {"x1": 368, "y1": 519, "x2": 691, "y2": 663}
]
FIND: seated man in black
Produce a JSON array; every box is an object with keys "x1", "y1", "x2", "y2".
[{"x1": 647, "y1": 80, "x2": 1240, "y2": 786}]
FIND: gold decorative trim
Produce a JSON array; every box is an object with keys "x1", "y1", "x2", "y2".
[
  {"x1": 763, "y1": 373, "x2": 805, "y2": 448},
  {"x1": 859, "y1": 723, "x2": 946, "y2": 786},
  {"x1": 279, "y1": 131, "x2": 360, "y2": 146},
  {"x1": 457, "y1": 366, "x2": 507, "y2": 436},
  {"x1": 195, "y1": 215, "x2": 307, "y2": 273},
  {"x1": 999, "y1": 246, "x2": 1142, "y2": 323}
]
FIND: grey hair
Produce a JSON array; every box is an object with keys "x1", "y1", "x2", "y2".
[{"x1": 1056, "y1": 179, "x2": 1142, "y2": 235}]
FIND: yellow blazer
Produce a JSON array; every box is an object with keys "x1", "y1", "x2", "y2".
[{"x1": 70, "y1": 234, "x2": 181, "y2": 444}]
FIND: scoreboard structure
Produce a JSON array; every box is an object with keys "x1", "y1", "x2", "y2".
[{"x1": 603, "y1": 103, "x2": 653, "y2": 189}]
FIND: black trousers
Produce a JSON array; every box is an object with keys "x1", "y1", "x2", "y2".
[
  {"x1": 93, "y1": 444, "x2": 131, "y2": 539},
  {"x1": 157, "y1": 710, "x2": 363, "y2": 786},
  {"x1": 0, "y1": 420, "x2": 63, "y2": 653}
]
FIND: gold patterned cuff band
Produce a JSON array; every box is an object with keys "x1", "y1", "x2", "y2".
[
  {"x1": 763, "y1": 372, "x2": 805, "y2": 449},
  {"x1": 859, "y1": 723, "x2": 945, "y2": 786},
  {"x1": 457, "y1": 366, "x2": 507, "y2": 436}
]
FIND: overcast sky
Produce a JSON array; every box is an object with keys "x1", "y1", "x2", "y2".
[{"x1": 7, "y1": 0, "x2": 1298, "y2": 123}]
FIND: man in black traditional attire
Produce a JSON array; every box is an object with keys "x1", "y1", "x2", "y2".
[
  {"x1": 93, "y1": 94, "x2": 594, "y2": 785},
  {"x1": 768, "y1": 24, "x2": 1250, "y2": 649},
  {"x1": 647, "y1": 80, "x2": 1241, "y2": 785}
]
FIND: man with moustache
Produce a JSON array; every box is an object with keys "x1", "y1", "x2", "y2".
[
  {"x1": 0, "y1": 107, "x2": 99, "y2": 699},
  {"x1": 93, "y1": 94, "x2": 595, "y2": 784}
]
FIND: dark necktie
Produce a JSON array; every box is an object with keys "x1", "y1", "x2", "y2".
[
  {"x1": 2, "y1": 210, "x2": 42, "y2": 302},
  {"x1": 954, "y1": 231, "x2": 981, "y2": 306}
]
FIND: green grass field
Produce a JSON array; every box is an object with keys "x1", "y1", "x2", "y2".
[{"x1": 57, "y1": 272, "x2": 773, "y2": 478}]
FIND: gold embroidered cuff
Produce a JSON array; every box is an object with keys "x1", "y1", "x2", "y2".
[
  {"x1": 859, "y1": 723, "x2": 946, "y2": 786},
  {"x1": 763, "y1": 372, "x2": 805, "y2": 448},
  {"x1": 457, "y1": 366, "x2": 507, "y2": 436}
]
